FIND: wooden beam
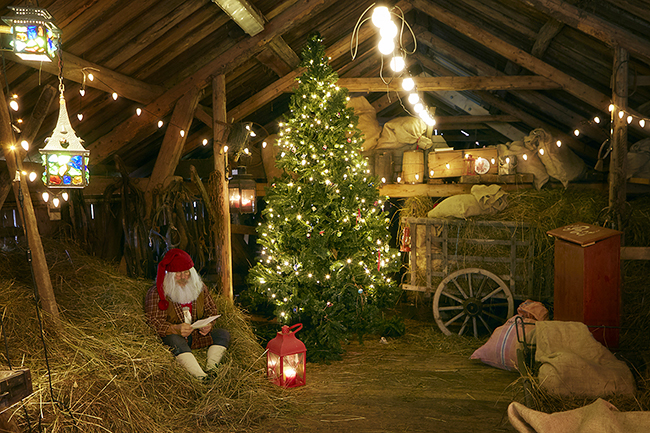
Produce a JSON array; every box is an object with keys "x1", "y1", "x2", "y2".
[
  {"x1": 6, "y1": 52, "x2": 163, "y2": 105},
  {"x1": 609, "y1": 46, "x2": 628, "y2": 230},
  {"x1": 415, "y1": 26, "x2": 608, "y2": 144},
  {"x1": 519, "y1": 0, "x2": 650, "y2": 65},
  {"x1": 87, "y1": 0, "x2": 330, "y2": 165},
  {"x1": 337, "y1": 76, "x2": 560, "y2": 92},
  {"x1": 412, "y1": 0, "x2": 611, "y2": 111},
  {"x1": 435, "y1": 115, "x2": 521, "y2": 124},
  {"x1": 213, "y1": 75, "x2": 234, "y2": 301},
  {"x1": 379, "y1": 181, "x2": 606, "y2": 198},
  {"x1": 531, "y1": 19, "x2": 565, "y2": 58},
  {"x1": 146, "y1": 86, "x2": 202, "y2": 213},
  {"x1": 256, "y1": 36, "x2": 300, "y2": 76},
  {"x1": 0, "y1": 75, "x2": 60, "y2": 327}
]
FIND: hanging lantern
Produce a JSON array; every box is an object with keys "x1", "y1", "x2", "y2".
[
  {"x1": 228, "y1": 166, "x2": 256, "y2": 214},
  {"x1": 2, "y1": 6, "x2": 60, "y2": 62},
  {"x1": 40, "y1": 89, "x2": 89, "y2": 188},
  {"x1": 266, "y1": 324, "x2": 306, "y2": 388}
]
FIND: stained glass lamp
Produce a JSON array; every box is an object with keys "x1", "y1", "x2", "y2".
[
  {"x1": 2, "y1": 6, "x2": 60, "y2": 62},
  {"x1": 40, "y1": 89, "x2": 89, "y2": 188}
]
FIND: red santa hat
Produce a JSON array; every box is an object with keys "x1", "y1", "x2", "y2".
[{"x1": 156, "y1": 248, "x2": 194, "y2": 310}]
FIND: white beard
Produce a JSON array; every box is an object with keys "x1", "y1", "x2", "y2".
[{"x1": 163, "y1": 268, "x2": 203, "y2": 304}]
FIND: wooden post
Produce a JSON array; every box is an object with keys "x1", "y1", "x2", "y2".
[
  {"x1": 609, "y1": 45, "x2": 628, "y2": 230},
  {"x1": 0, "y1": 80, "x2": 60, "y2": 327},
  {"x1": 212, "y1": 74, "x2": 233, "y2": 300}
]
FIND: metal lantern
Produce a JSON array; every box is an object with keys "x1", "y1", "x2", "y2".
[
  {"x1": 228, "y1": 166, "x2": 256, "y2": 214},
  {"x1": 266, "y1": 324, "x2": 306, "y2": 388},
  {"x1": 40, "y1": 89, "x2": 89, "y2": 188},
  {"x1": 2, "y1": 6, "x2": 60, "y2": 62}
]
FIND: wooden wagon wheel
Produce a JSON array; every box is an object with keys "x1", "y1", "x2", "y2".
[{"x1": 433, "y1": 268, "x2": 514, "y2": 338}]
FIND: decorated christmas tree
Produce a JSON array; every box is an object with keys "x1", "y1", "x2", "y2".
[{"x1": 247, "y1": 34, "x2": 401, "y2": 359}]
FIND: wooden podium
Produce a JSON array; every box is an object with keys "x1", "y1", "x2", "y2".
[{"x1": 547, "y1": 223, "x2": 623, "y2": 348}]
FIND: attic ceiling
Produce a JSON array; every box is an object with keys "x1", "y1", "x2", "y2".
[{"x1": 1, "y1": 0, "x2": 650, "y2": 184}]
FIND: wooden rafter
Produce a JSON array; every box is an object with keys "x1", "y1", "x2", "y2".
[
  {"x1": 87, "y1": 0, "x2": 331, "y2": 166},
  {"x1": 337, "y1": 76, "x2": 560, "y2": 92}
]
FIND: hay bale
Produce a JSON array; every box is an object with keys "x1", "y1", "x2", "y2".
[{"x1": 0, "y1": 240, "x2": 295, "y2": 432}]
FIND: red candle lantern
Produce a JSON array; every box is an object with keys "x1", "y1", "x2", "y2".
[{"x1": 266, "y1": 323, "x2": 306, "y2": 388}]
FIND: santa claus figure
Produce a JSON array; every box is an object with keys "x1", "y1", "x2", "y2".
[{"x1": 145, "y1": 249, "x2": 230, "y2": 378}]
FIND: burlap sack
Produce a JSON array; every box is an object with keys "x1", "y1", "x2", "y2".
[{"x1": 348, "y1": 96, "x2": 381, "y2": 152}]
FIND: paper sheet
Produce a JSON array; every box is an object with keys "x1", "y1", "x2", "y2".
[{"x1": 191, "y1": 315, "x2": 221, "y2": 329}]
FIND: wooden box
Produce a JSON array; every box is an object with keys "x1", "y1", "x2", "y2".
[
  {"x1": 547, "y1": 223, "x2": 623, "y2": 348},
  {"x1": 0, "y1": 369, "x2": 32, "y2": 409},
  {"x1": 427, "y1": 147, "x2": 498, "y2": 178}
]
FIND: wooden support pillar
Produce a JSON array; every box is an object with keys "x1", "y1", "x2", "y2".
[
  {"x1": 0, "y1": 81, "x2": 60, "y2": 327},
  {"x1": 212, "y1": 75, "x2": 233, "y2": 300},
  {"x1": 609, "y1": 46, "x2": 628, "y2": 230},
  {"x1": 145, "y1": 86, "x2": 202, "y2": 216}
]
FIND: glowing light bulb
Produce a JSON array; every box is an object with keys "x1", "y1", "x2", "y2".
[
  {"x1": 594, "y1": 116, "x2": 600, "y2": 124},
  {"x1": 641, "y1": 119, "x2": 646, "y2": 128},
  {"x1": 627, "y1": 115, "x2": 633, "y2": 124},
  {"x1": 112, "y1": 92, "x2": 118, "y2": 100},
  {"x1": 445, "y1": 163, "x2": 450, "y2": 169},
  {"x1": 20, "y1": 140, "x2": 28, "y2": 151},
  {"x1": 157, "y1": 120, "x2": 163, "y2": 128},
  {"x1": 408, "y1": 93, "x2": 419, "y2": 104},
  {"x1": 523, "y1": 154, "x2": 528, "y2": 161},
  {"x1": 608, "y1": 104, "x2": 614, "y2": 112},
  {"x1": 505, "y1": 157, "x2": 510, "y2": 164},
  {"x1": 429, "y1": 170, "x2": 434, "y2": 176},
  {"x1": 413, "y1": 103, "x2": 424, "y2": 113},
  {"x1": 380, "y1": 21, "x2": 398, "y2": 39},
  {"x1": 371, "y1": 6, "x2": 391, "y2": 28},
  {"x1": 573, "y1": 129, "x2": 579, "y2": 136},
  {"x1": 539, "y1": 148, "x2": 545, "y2": 155},
  {"x1": 390, "y1": 56, "x2": 405, "y2": 72},
  {"x1": 397, "y1": 176, "x2": 401, "y2": 183},
  {"x1": 202, "y1": 139, "x2": 208, "y2": 146},
  {"x1": 9, "y1": 100, "x2": 18, "y2": 111},
  {"x1": 136, "y1": 108, "x2": 142, "y2": 116},
  {"x1": 180, "y1": 130, "x2": 185, "y2": 137},
  {"x1": 618, "y1": 110, "x2": 624, "y2": 119},
  {"x1": 381, "y1": 177, "x2": 386, "y2": 183},
  {"x1": 262, "y1": 141, "x2": 267, "y2": 148},
  {"x1": 28, "y1": 172, "x2": 36, "y2": 182},
  {"x1": 557, "y1": 140, "x2": 562, "y2": 147},
  {"x1": 42, "y1": 192, "x2": 49, "y2": 202},
  {"x1": 88, "y1": 73, "x2": 94, "y2": 81},
  {"x1": 79, "y1": 89, "x2": 85, "y2": 97},
  {"x1": 52, "y1": 197, "x2": 60, "y2": 208},
  {"x1": 402, "y1": 77, "x2": 415, "y2": 91},
  {"x1": 77, "y1": 113, "x2": 83, "y2": 121},
  {"x1": 378, "y1": 38, "x2": 395, "y2": 55},
  {"x1": 62, "y1": 192, "x2": 69, "y2": 202}
]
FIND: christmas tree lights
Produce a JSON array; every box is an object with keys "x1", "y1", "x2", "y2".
[{"x1": 247, "y1": 34, "x2": 401, "y2": 359}]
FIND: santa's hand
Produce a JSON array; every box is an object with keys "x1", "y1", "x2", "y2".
[
  {"x1": 199, "y1": 323, "x2": 212, "y2": 336},
  {"x1": 177, "y1": 323, "x2": 193, "y2": 337}
]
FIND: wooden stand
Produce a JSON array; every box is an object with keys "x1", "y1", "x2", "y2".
[
  {"x1": 547, "y1": 223, "x2": 623, "y2": 348},
  {"x1": 0, "y1": 369, "x2": 32, "y2": 410}
]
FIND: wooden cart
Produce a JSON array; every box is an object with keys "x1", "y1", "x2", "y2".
[{"x1": 401, "y1": 217, "x2": 543, "y2": 337}]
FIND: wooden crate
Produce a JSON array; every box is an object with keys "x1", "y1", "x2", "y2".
[
  {"x1": 428, "y1": 147, "x2": 498, "y2": 178},
  {"x1": 0, "y1": 369, "x2": 32, "y2": 409}
]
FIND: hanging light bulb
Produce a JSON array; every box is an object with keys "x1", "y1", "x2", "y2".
[
  {"x1": 9, "y1": 98, "x2": 19, "y2": 111},
  {"x1": 79, "y1": 89, "x2": 85, "y2": 97},
  {"x1": 608, "y1": 104, "x2": 615, "y2": 112},
  {"x1": 371, "y1": 6, "x2": 391, "y2": 28},
  {"x1": 377, "y1": 38, "x2": 395, "y2": 55},
  {"x1": 88, "y1": 73, "x2": 94, "y2": 81},
  {"x1": 539, "y1": 148, "x2": 545, "y2": 155},
  {"x1": 157, "y1": 120, "x2": 163, "y2": 128},
  {"x1": 573, "y1": 129, "x2": 579, "y2": 136},
  {"x1": 20, "y1": 140, "x2": 28, "y2": 151},
  {"x1": 42, "y1": 192, "x2": 49, "y2": 202},
  {"x1": 413, "y1": 103, "x2": 424, "y2": 113},
  {"x1": 179, "y1": 130, "x2": 185, "y2": 137},
  {"x1": 408, "y1": 93, "x2": 419, "y2": 104},
  {"x1": 641, "y1": 119, "x2": 646, "y2": 128},
  {"x1": 556, "y1": 140, "x2": 562, "y2": 147},
  {"x1": 61, "y1": 192, "x2": 69, "y2": 201},
  {"x1": 379, "y1": 20, "x2": 398, "y2": 39},
  {"x1": 136, "y1": 108, "x2": 142, "y2": 116},
  {"x1": 402, "y1": 77, "x2": 415, "y2": 91},
  {"x1": 77, "y1": 113, "x2": 83, "y2": 121},
  {"x1": 594, "y1": 116, "x2": 600, "y2": 123},
  {"x1": 523, "y1": 154, "x2": 528, "y2": 161},
  {"x1": 202, "y1": 138, "x2": 208, "y2": 146},
  {"x1": 112, "y1": 92, "x2": 118, "y2": 100},
  {"x1": 262, "y1": 141, "x2": 267, "y2": 148},
  {"x1": 52, "y1": 197, "x2": 60, "y2": 207},
  {"x1": 627, "y1": 115, "x2": 633, "y2": 124},
  {"x1": 390, "y1": 56, "x2": 405, "y2": 72},
  {"x1": 28, "y1": 172, "x2": 37, "y2": 182},
  {"x1": 618, "y1": 110, "x2": 624, "y2": 119}
]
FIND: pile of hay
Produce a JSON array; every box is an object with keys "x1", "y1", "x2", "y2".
[{"x1": 0, "y1": 240, "x2": 296, "y2": 432}]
